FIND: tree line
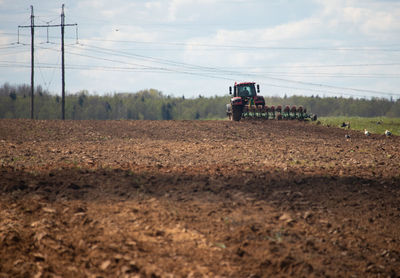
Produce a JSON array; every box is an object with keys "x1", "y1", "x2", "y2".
[{"x1": 0, "y1": 83, "x2": 399, "y2": 120}]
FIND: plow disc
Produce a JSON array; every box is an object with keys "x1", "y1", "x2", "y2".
[{"x1": 230, "y1": 104, "x2": 316, "y2": 121}]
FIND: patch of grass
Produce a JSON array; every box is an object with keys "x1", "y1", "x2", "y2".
[{"x1": 316, "y1": 116, "x2": 400, "y2": 135}]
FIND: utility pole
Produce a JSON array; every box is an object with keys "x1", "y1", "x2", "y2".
[
  {"x1": 61, "y1": 4, "x2": 65, "y2": 120},
  {"x1": 30, "y1": 5, "x2": 34, "y2": 119},
  {"x1": 18, "y1": 5, "x2": 77, "y2": 120}
]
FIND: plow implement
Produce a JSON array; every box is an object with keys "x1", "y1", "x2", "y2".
[{"x1": 226, "y1": 82, "x2": 317, "y2": 122}]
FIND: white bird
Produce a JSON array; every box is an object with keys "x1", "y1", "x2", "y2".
[
  {"x1": 385, "y1": 130, "x2": 392, "y2": 137},
  {"x1": 364, "y1": 129, "x2": 370, "y2": 136}
]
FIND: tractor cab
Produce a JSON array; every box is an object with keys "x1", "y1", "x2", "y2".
[{"x1": 230, "y1": 82, "x2": 259, "y2": 98}]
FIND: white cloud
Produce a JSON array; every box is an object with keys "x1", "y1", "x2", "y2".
[
  {"x1": 316, "y1": 0, "x2": 400, "y2": 37},
  {"x1": 145, "y1": 1, "x2": 163, "y2": 10},
  {"x1": 167, "y1": 0, "x2": 218, "y2": 21},
  {"x1": 168, "y1": 0, "x2": 192, "y2": 21},
  {"x1": 0, "y1": 34, "x2": 10, "y2": 45},
  {"x1": 77, "y1": 0, "x2": 141, "y2": 21},
  {"x1": 259, "y1": 18, "x2": 319, "y2": 42},
  {"x1": 181, "y1": 16, "x2": 320, "y2": 68},
  {"x1": 77, "y1": 0, "x2": 106, "y2": 10}
]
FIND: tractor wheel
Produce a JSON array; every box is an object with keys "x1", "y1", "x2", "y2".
[{"x1": 232, "y1": 106, "x2": 243, "y2": 121}]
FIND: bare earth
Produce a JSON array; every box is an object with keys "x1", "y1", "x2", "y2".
[{"x1": 0, "y1": 119, "x2": 399, "y2": 278}]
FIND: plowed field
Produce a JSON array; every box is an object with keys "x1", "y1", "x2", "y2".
[{"x1": 1, "y1": 119, "x2": 399, "y2": 277}]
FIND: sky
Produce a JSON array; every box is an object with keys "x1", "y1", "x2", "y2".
[{"x1": 0, "y1": 0, "x2": 400, "y2": 99}]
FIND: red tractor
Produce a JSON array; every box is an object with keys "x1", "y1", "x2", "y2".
[
  {"x1": 226, "y1": 82, "x2": 265, "y2": 121},
  {"x1": 226, "y1": 82, "x2": 317, "y2": 121}
]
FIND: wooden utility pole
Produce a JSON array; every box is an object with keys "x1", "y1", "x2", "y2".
[
  {"x1": 30, "y1": 5, "x2": 34, "y2": 119},
  {"x1": 18, "y1": 5, "x2": 77, "y2": 120},
  {"x1": 61, "y1": 4, "x2": 65, "y2": 120}
]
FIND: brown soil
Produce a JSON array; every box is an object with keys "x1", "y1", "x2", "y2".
[{"x1": 0, "y1": 119, "x2": 399, "y2": 278}]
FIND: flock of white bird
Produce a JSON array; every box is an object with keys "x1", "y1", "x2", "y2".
[
  {"x1": 345, "y1": 129, "x2": 392, "y2": 139},
  {"x1": 341, "y1": 121, "x2": 393, "y2": 139},
  {"x1": 363, "y1": 129, "x2": 392, "y2": 137}
]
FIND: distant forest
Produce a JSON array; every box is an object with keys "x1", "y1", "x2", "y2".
[{"x1": 1, "y1": 83, "x2": 399, "y2": 120}]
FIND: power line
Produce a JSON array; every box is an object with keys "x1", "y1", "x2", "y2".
[
  {"x1": 0, "y1": 44, "x2": 26, "y2": 50},
  {"x1": 7, "y1": 32, "x2": 400, "y2": 53},
  {"x1": 4, "y1": 32, "x2": 399, "y2": 99},
  {"x1": 4, "y1": 42, "x2": 399, "y2": 69},
  {"x1": 1, "y1": 62, "x2": 394, "y2": 99},
  {"x1": 37, "y1": 45, "x2": 155, "y2": 70},
  {"x1": 227, "y1": 63, "x2": 400, "y2": 69},
  {"x1": 79, "y1": 38, "x2": 400, "y2": 52},
  {"x1": 73, "y1": 43, "x2": 400, "y2": 97},
  {"x1": 36, "y1": 48, "x2": 60, "y2": 91},
  {"x1": 258, "y1": 82, "x2": 369, "y2": 99},
  {"x1": 11, "y1": 40, "x2": 400, "y2": 98},
  {"x1": 0, "y1": 60, "x2": 378, "y2": 98},
  {"x1": 40, "y1": 42, "x2": 400, "y2": 98},
  {"x1": 33, "y1": 45, "x2": 398, "y2": 99},
  {"x1": 3, "y1": 61, "x2": 399, "y2": 78}
]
